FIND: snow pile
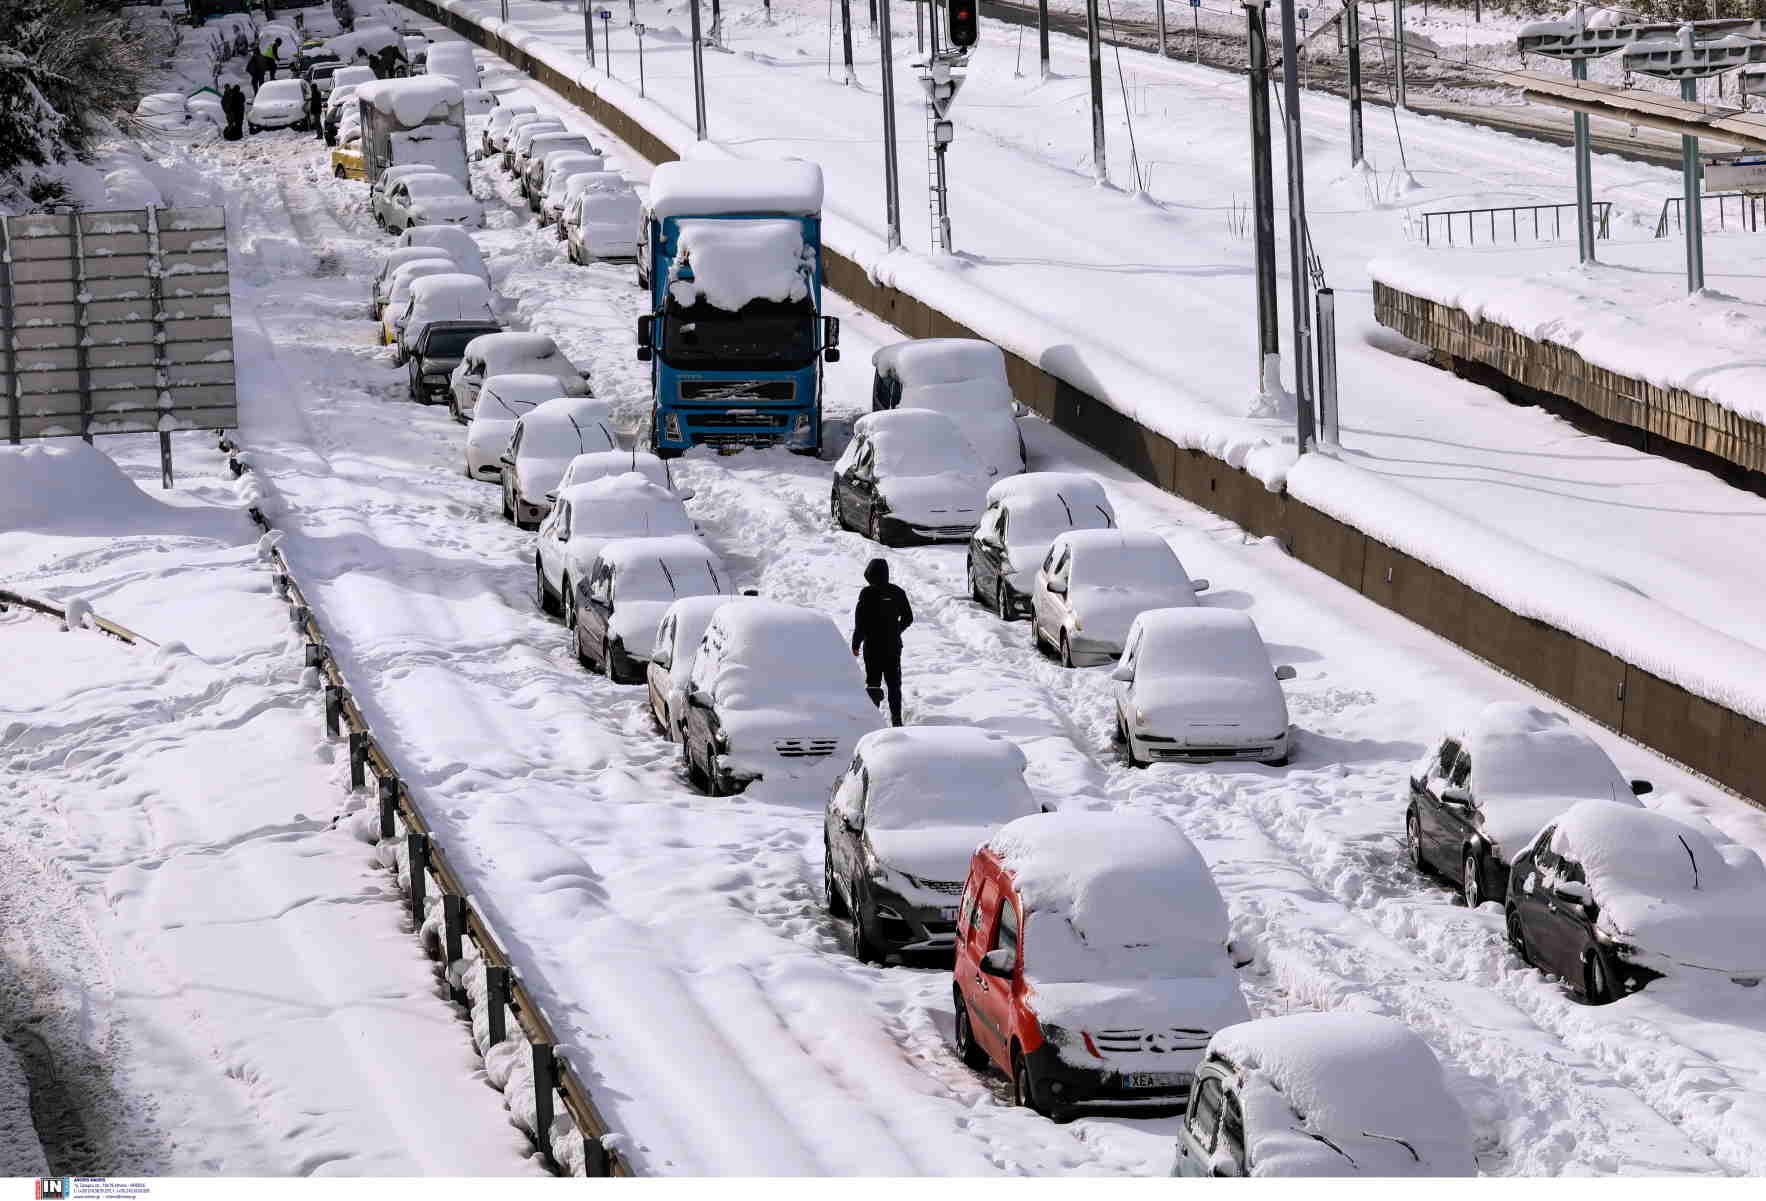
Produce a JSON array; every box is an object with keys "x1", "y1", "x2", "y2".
[
  {"x1": 425, "y1": 41, "x2": 480, "y2": 89},
  {"x1": 668, "y1": 219, "x2": 811, "y2": 312},
  {"x1": 1209, "y1": 1013, "x2": 1476, "y2": 1176},
  {"x1": 0, "y1": 442, "x2": 244, "y2": 541},
  {"x1": 1547, "y1": 801, "x2": 1766, "y2": 975},
  {"x1": 355, "y1": 77, "x2": 465, "y2": 125},
  {"x1": 647, "y1": 159, "x2": 823, "y2": 219}
]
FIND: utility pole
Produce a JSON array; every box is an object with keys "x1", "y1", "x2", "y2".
[
  {"x1": 1346, "y1": 0, "x2": 1363, "y2": 164},
  {"x1": 1681, "y1": 75, "x2": 1705, "y2": 292},
  {"x1": 1280, "y1": 0, "x2": 1316, "y2": 447},
  {"x1": 688, "y1": 0, "x2": 708, "y2": 138},
  {"x1": 1038, "y1": 0, "x2": 1050, "y2": 78},
  {"x1": 1393, "y1": 0, "x2": 1407, "y2": 110},
  {"x1": 1571, "y1": 57, "x2": 1594, "y2": 262},
  {"x1": 1246, "y1": 1, "x2": 1279, "y2": 391},
  {"x1": 1086, "y1": 0, "x2": 1106, "y2": 181},
  {"x1": 583, "y1": 0, "x2": 597, "y2": 68},
  {"x1": 878, "y1": 0, "x2": 903, "y2": 248},
  {"x1": 711, "y1": 0, "x2": 722, "y2": 47},
  {"x1": 1156, "y1": 0, "x2": 1167, "y2": 57},
  {"x1": 840, "y1": 0, "x2": 856, "y2": 83}
]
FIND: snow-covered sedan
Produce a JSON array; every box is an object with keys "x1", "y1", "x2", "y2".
[
  {"x1": 825, "y1": 726, "x2": 1041, "y2": 964},
  {"x1": 134, "y1": 92, "x2": 190, "y2": 133},
  {"x1": 681, "y1": 600, "x2": 885, "y2": 797},
  {"x1": 561, "y1": 173, "x2": 642, "y2": 263},
  {"x1": 1507, "y1": 800, "x2": 1766, "y2": 1001},
  {"x1": 647, "y1": 595, "x2": 749, "y2": 741},
  {"x1": 463, "y1": 373, "x2": 561, "y2": 482},
  {"x1": 393, "y1": 273, "x2": 495, "y2": 366},
  {"x1": 535, "y1": 153, "x2": 605, "y2": 226},
  {"x1": 375, "y1": 171, "x2": 483, "y2": 234},
  {"x1": 568, "y1": 535, "x2": 733, "y2": 683},
  {"x1": 1407, "y1": 702, "x2": 1649, "y2": 911},
  {"x1": 967, "y1": 472, "x2": 1116, "y2": 621},
  {"x1": 378, "y1": 259, "x2": 458, "y2": 346},
  {"x1": 1174, "y1": 1014, "x2": 1475, "y2": 1176},
  {"x1": 533, "y1": 474, "x2": 695, "y2": 619},
  {"x1": 871, "y1": 338, "x2": 1026, "y2": 479},
  {"x1": 405, "y1": 317, "x2": 500, "y2": 405},
  {"x1": 502, "y1": 117, "x2": 565, "y2": 174},
  {"x1": 499, "y1": 396, "x2": 618, "y2": 528},
  {"x1": 1030, "y1": 529, "x2": 1209, "y2": 667},
  {"x1": 247, "y1": 79, "x2": 310, "y2": 133},
  {"x1": 371, "y1": 246, "x2": 453, "y2": 320},
  {"x1": 953, "y1": 811, "x2": 1251, "y2": 1120},
  {"x1": 830, "y1": 409, "x2": 990, "y2": 546},
  {"x1": 449, "y1": 331, "x2": 588, "y2": 423},
  {"x1": 550, "y1": 449, "x2": 681, "y2": 505},
  {"x1": 481, "y1": 101, "x2": 536, "y2": 157},
  {"x1": 523, "y1": 138, "x2": 601, "y2": 207},
  {"x1": 1111, "y1": 608, "x2": 1296, "y2": 767},
  {"x1": 397, "y1": 224, "x2": 489, "y2": 284}
]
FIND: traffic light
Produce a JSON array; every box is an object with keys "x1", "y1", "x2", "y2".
[{"x1": 948, "y1": 0, "x2": 977, "y2": 48}]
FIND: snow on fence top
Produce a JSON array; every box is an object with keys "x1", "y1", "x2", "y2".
[
  {"x1": 355, "y1": 77, "x2": 466, "y2": 125},
  {"x1": 668, "y1": 219, "x2": 812, "y2": 312},
  {"x1": 648, "y1": 160, "x2": 823, "y2": 219}
]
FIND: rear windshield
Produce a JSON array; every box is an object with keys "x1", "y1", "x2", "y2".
[
  {"x1": 615, "y1": 556, "x2": 725, "y2": 602},
  {"x1": 422, "y1": 326, "x2": 499, "y2": 356}
]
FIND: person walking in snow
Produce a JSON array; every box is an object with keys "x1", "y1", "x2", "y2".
[
  {"x1": 266, "y1": 39, "x2": 282, "y2": 78},
  {"x1": 307, "y1": 79, "x2": 324, "y2": 138},
  {"x1": 851, "y1": 557, "x2": 913, "y2": 727},
  {"x1": 221, "y1": 83, "x2": 246, "y2": 140},
  {"x1": 246, "y1": 48, "x2": 268, "y2": 93}
]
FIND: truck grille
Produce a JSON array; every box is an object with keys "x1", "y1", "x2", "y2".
[
  {"x1": 1093, "y1": 1028, "x2": 1211, "y2": 1055},
  {"x1": 689, "y1": 411, "x2": 790, "y2": 430},
  {"x1": 679, "y1": 379, "x2": 796, "y2": 402},
  {"x1": 774, "y1": 738, "x2": 838, "y2": 758}
]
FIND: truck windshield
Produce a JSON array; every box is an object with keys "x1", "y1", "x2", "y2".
[{"x1": 661, "y1": 296, "x2": 816, "y2": 371}]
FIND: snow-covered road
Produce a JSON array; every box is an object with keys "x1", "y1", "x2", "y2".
[{"x1": 184, "y1": 18, "x2": 1766, "y2": 1173}]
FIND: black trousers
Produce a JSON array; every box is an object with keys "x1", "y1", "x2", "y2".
[{"x1": 862, "y1": 643, "x2": 902, "y2": 723}]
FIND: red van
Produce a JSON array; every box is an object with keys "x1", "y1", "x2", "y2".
[{"x1": 952, "y1": 812, "x2": 1250, "y2": 1121}]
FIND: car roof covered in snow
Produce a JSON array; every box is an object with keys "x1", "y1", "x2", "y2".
[
  {"x1": 515, "y1": 396, "x2": 615, "y2": 449},
  {"x1": 397, "y1": 172, "x2": 470, "y2": 196},
  {"x1": 398, "y1": 224, "x2": 482, "y2": 261},
  {"x1": 563, "y1": 170, "x2": 632, "y2": 198},
  {"x1": 594, "y1": 534, "x2": 720, "y2": 573},
  {"x1": 354, "y1": 77, "x2": 464, "y2": 124},
  {"x1": 648, "y1": 159, "x2": 824, "y2": 219},
  {"x1": 1208, "y1": 1013, "x2": 1475, "y2": 1177},
  {"x1": 256, "y1": 79, "x2": 306, "y2": 99},
  {"x1": 1129, "y1": 608, "x2": 1267, "y2": 671},
  {"x1": 479, "y1": 372, "x2": 568, "y2": 411},
  {"x1": 853, "y1": 726, "x2": 1034, "y2": 831},
  {"x1": 1465, "y1": 703, "x2": 1633, "y2": 805},
  {"x1": 560, "y1": 449, "x2": 670, "y2": 491},
  {"x1": 555, "y1": 474, "x2": 691, "y2": 532},
  {"x1": 698, "y1": 600, "x2": 870, "y2": 708},
  {"x1": 387, "y1": 258, "x2": 457, "y2": 290},
  {"x1": 986, "y1": 471, "x2": 1107, "y2": 509},
  {"x1": 487, "y1": 103, "x2": 536, "y2": 129},
  {"x1": 853, "y1": 408, "x2": 981, "y2": 475},
  {"x1": 406, "y1": 272, "x2": 490, "y2": 303},
  {"x1": 332, "y1": 64, "x2": 377, "y2": 89},
  {"x1": 464, "y1": 331, "x2": 561, "y2": 367},
  {"x1": 529, "y1": 131, "x2": 597, "y2": 154},
  {"x1": 380, "y1": 246, "x2": 454, "y2": 275},
  {"x1": 873, "y1": 338, "x2": 1006, "y2": 385}
]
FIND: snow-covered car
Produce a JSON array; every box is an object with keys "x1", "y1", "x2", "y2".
[
  {"x1": 302, "y1": 59, "x2": 346, "y2": 96},
  {"x1": 481, "y1": 101, "x2": 537, "y2": 157},
  {"x1": 680, "y1": 600, "x2": 886, "y2": 797},
  {"x1": 1407, "y1": 703, "x2": 1650, "y2": 911},
  {"x1": 871, "y1": 338, "x2": 1025, "y2": 479},
  {"x1": 423, "y1": 41, "x2": 480, "y2": 90},
  {"x1": 568, "y1": 535, "x2": 733, "y2": 683},
  {"x1": 331, "y1": 135, "x2": 367, "y2": 181},
  {"x1": 502, "y1": 116, "x2": 564, "y2": 174},
  {"x1": 378, "y1": 259, "x2": 457, "y2": 344},
  {"x1": 462, "y1": 87, "x2": 498, "y2": 121},
  {"x1": 396, "y1": 224, "x2": 488, "y2": 284},
  {"x1": 968, "y1": 472, "x2": 1116, "y2": 621},
  {"x1": 370, "y1": 161, "x2": 445, "y2": 206},
  {"x1": 322, "y1": 67, "x2": 375, "y2": 143},
  {"x1": 561, "y1": 173, "x2": 642, "y2": 263},
  {"x1": 1174, "y1": 1013, "x2": 1476, "y2": 1177},
  {"x1": 405, "y1": 317, "x2": 500, "y2": 405},
  {"x1": 826, "y1": 726, "x2": 1041, "y2": 964},
  {"x1": 402, "y1": 34, "x2": 429, "y2": 69},
  {"x1": 522, "y1": 135, "x2": 600, "y2": 204},
  {"x1": 534, "y1": 153, "x2": 605, "y2": 225},
  {"x1": 187, "y1": 90, "x2": 225, "y2": 132},
  {"x1": 247, "y1": 79, "x2": 309, "y2": 133},
  {"x1": 1506, "y1": 801, "x2": 1766, "y2": 1001},
  {"x1": 134, "y1": 92, "x2": 189, "y2": 132},
  {"x1": 375, "y1": 171, "x2": 483, "y2": 234},
  {"x1": 551, "y1": 449, "x2": 682, "y2": 504},
  {"x1": 1031, "y1": 529, "x2": 1209, "y2": 666},
  {"x1": 448, "y1": 331, "x2": 588, "y2": 423},
  {"x1": 830, "y1": 409, "x2": 990, "y2": 546},
  {"x1": 533, "y1": 473, "x2": 696, "y2": 617},
  {"x1": 953, "y1": 811, "x2": 1251, "y2": 1120},
  {"x1": 499, "y1": 396, "x2": 618, "y2": 528},
  {"x1": 463, "y1": 373, "x2": 561, "y2": 482},
  {"x1": 371, "y1": 246, "x2": 454, "y2": 320},
  {"x1": 646, "y1": 594, "x2": 750, "y2": 742},
  {"x1": 1111, "y1": 608, "x2": 1296, "y2": 768},
  {"x1": 393, "y1": 273, "x2": 496, "y2": 366}
]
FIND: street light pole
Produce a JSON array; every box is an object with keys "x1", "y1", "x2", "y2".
[
  {"x1": 1086, "y1": 0, "x2": 1106, "y2": 181},
  {"x1": 1681, "y1": 75, "x2": 1705, "y2": 292},
  {"x1": 878, "y1": 0, "x2": 903, "y2": 248},
  {"x1": 1571, "y1": 57, "x2": 1595, "y2": 263},
  {"x1": 1038, "y1": 0, "x2": 1050, "y2": 78},
  {"x1": 583, "y1": 0, "x2": 597, "y2": 68},
  {"x1": 1346, "y1": 0, "x2": 1363, "y2": 165},
  {"x1": 688, "y1": 0, "x2": 708, "y2": 138},
  {"x1": 635, "y1": 21, "x2": 647, "y2": 96},
  {"x1": 1246, "y1": 1, "x2": 1279, "y2": 389},
  {"x1": 840, "y1": 0, "x2": 855, "y2": 83},
  {"x1": 1279, "y1": 0, "x2": 1315, "y2": 448}
]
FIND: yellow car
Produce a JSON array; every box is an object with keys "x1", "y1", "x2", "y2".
[{"x1": 330, "y1": 137, "x2": 366, "y2": 182}]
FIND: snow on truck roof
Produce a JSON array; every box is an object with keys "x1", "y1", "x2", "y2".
[
  {"x1": 873, "y1": 338, "x2": 1006, "y2": 385},
  {"x1": 669, "y1": 219, "x2": 811, "y2": 312},
  {"x1": 354, "y1": 77, "x2": 464, "y2": 125},
  {"x1": 647, "y1": 159, "x2": 824, "y2": 219}
]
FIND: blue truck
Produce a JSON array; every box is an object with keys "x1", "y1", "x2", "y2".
[{"x1": 635, "y1": 160, "x2": 840, "y2": 457}]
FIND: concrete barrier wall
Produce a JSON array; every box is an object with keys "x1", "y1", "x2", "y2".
[{"x1": 398, "y1": 0, "x2": 1764, "y2": 809}]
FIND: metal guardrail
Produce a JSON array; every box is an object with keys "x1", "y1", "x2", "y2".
[
  {"x1": 1654, "y1": 190, "x2": 1766, "y2": 237},
  {"x1": 1421, "y1": 201, "x2": 1612, "y2": 246},
  {"x1": 0, "y1": 587, "x2": 158, "y2": 646},
  {"x1": 216, "y1": 435, "x2": 632, "y2": 1178}
]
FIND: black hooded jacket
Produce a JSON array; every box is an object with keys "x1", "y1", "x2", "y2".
[{"x1": 851, "y1": 558, "x2": 913, "y2": 655}]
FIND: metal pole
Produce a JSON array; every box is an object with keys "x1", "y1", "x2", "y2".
[
  {"x1": 1086, "y1": 0, "x2": 1106, "y2": 182},
  {"x1": 1681, "y1": 75, "x2": 1705, "y2": 293},
  {"x1": 915, "y1": 0, "x2": 924, "y2": 51},
  {"x1": 711, "y1": 0, "x2": 722, "y2": 46},
  {"x1": 841, "y1": 0, "x2": 855, "y2": 84},
  {"x1": 934, "y1": 143, "x2": 952, "y2": 252},
  {"x1": 1247, "y1": 3, "x2": 1280, "y2": 387},
  {"x1": 1393, "y1": 0, "x2": 1406, "y2": 110},
  {"x1": 584, "y1": 0, "x2": 597, "y2": 68},
  {"x1": 1571, "y1": 57, "x2": 1594, "y2": 263},
  {"x1": 1192, "y1": 1, "x2": 1200, "y2": 63},
  {"x1": 1315, "y1": 287, "x2": 1338, "y2": 445},
  {"x1": 500, "y1": 0, "x2": 508, "y2": 22},
  {"x1": 878, "y1": 0, "x2": 903, "y2": 249},
  {"x1": 689, "y1": 0, "x2": 708, "y2": 139},
  {"x1": 637, "y1": 24, "x2": 646, "y2": 96},
  {"x1": 1038, "y1": 0, "x2": 1050, "y2": 78},
  {"x1": 1156, "y1": 0, "x2": 1167, "y2": 57},
  {"x1": 602, "y1": 13, "x2": 613, "y2": 76},
  {"x1": 1346, "y1": 0, "x2": 1363, "y2": 165},
  {"x1": 1280, "y1": 0, "x2": 1316, "y2": 449}
]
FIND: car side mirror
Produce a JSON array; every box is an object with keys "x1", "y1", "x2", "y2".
[
  {"x1": 822, "y1": 314, "x2": 840, "y2": 357},
  {"x1": 636, "y1": 314, "x2": 654, "y2": 361},
  {"x1": 1630, "y1": 779, "x2": 1653, "y2": 796},
  {"x1": 1274, "y1": 665, "x2": 1297, "y2": 681},
  {"x1": 1110, "y1": 661, "x2": 1134, "y2": 683},
  {"x1": 1191, "y1": 578, "x2": 1211, "y2": 593},
  {"x1": 545, "y1": 491, "x2": 557, "y2": 503},
  {"x1": 979, "y1": 948, "x2": 1014, "y2": 978},
  {"x1": 678, "y1": 488, "x2": 696, "y2": 501},
  {"x1": 499, "y1": 452, "x2": 514, "y2": 466}
]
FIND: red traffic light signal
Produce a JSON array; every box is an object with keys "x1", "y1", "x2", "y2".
[{"x1": 949, "y1": 1, "x2": 977, "y2": 47}]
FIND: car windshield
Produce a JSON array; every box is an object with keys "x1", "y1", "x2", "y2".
[
  {"x1": 1139, "y1": 624, "x2": 1268, "y2": 682},
  {"x1": 403, "y1": 175, "x2": 465, "y2": 197},
  {"x1": 422, "y1": 326, "x2": 499, "y2": 356},
  {"x1": 1026, "y1": 906, "x2": 1223, "y2": 983},
  {"x1": 615, "y1": 556, "x2": 725, "y2": 603},
  {"x1": 1079, "y1": 544, "x2": 1185, "y2": 591},
  {"x1": 259, "y1": 81, "x2": 304, "y2": 101},
  {"x1": 661, "y1": 295, "x2": 816, "y2": 371},
  {"x1": 1011, "y1": 494, "x2": 1112, "y2": 544},
  {"x1": 872, "y1": 428, "x2": 975, "y2": 476}
]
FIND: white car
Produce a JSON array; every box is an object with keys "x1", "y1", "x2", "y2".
[
  {"x1": 379, "y1": 259, "x2": 458, "y2": 344},
  {"x1": 1031, "y1": 529, "x2": 1209, "y2": 666},
  {"x1": 512, "y1": 127, "x2": 582, "y2": 190},
  {"x1": 247, "y1": 79, "x2": 309, "y2": 133},
  {"x1": 372, "y1": 246, "x2": 454, "y2": 320},
  {"x1": 397, "y1": 225, "x2": 488, "y2": 284},
  {"x1": 464, "y1": 373, "x2": 563, "y2": 482},
  {"x1": 500, "y1": 396, "x2": 619, "y2": 528},
  {"x1": 1175, "y1": 1014, "x2": 1475, "y2": 1177},
  {"x1": 1111, "y1": 608, "x2": 1296, "y2": 767},
  {"x1": 562, "y1": 173, "x2": 642, "y2": 263},
  {"x1": 551, "y1": 449, "x2": 681, "y2": 504},
  {"x1": 503, "y1": 117, "x2": 565, "y2": 173},
  {"x1": 533, "y1": 473, "x2": 695, "y2": 618},
  {"x1": 134, "y1": 92, "x2": 189, "y2": 133},
  {"x1": 449, "y1": 331, "x2": 588, "y2": 423},
  {"x1": 535, "y1": 153, "x2": 605, "y2": 226},
  {"x1": 376, "y1": 172, "x2": 483, "y2": 234},
  {"x1": 646, "y1": 595, "x2": 750, "y2": 741},
  {"x1": 522, "y1": 137, "x2": 600, "y2": 203},
  {"x1": 462, "y1": 88, "x2": 498, "y2": 119},
  {"x1": 680, "y1": 600, "x2": 886, "y2": 796},
  {"x1": 967, "y1": 472, "x2": 1116, "y2": 620},
  {"x1": 483, "y1": 102, "x2": 539, "y2": 157},
  {"x1": 871, "y1": 338, "x2": 1025, "y2": 479},
  {"x1": 371, "y1": 162, "x2": 447, "y2": 210},
  {"x1": 567, "y1": 535, "x2": 733, "y2": 683},
  {"x1": 829, "y1": 409, "x2": 990, "y2": 546},
  {"x1": 424, "y1": 41, "x2": 480, "y2": 90},
  {"x1": 393, "y1": 273, "x2": 496, "y2": 365}
]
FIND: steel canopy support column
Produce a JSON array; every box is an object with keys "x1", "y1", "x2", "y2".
[
  {"x1": 688, "y1": 0, "x2": 709, "y2": 139},
  {"x1": 1572, "y1": 58, "x2": 1595, "y2": 263},
  {"x1": 840, "y1": 0, "x2": 856, "y2": 84},
  {"x1": 878, "y1": 0, "x2": 903, "y2": 249},
  {"x1": 1038, "y1": 0, "x2": 1050, "y2": 78},
  {"x1": 1280, "y1": 0, "x2": 1316, "y2": 449},
  {"x1": 1086, "y1": 0, "x2": 1106, "y2": 182},
  {"x1": 1246, "y1": 3, "x2": 1280, "y2": 386},
  {"x1": 1156, "y1": 0, "x2": 1167, "y2": 57},
  {"x1": 1681, "y1": 76, "x2": 1705, "y2": 293},
  {"x1": 1393, "y1": 0, "x2": 1407, "y2": 110},
  {"x1": 1346, "y1": 0, "x2": 1363, "y2": 165}
]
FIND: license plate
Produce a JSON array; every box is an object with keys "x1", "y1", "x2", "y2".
[{"x1": 1125, "y1": 1071, "x2": 1191, "y2": 1090}]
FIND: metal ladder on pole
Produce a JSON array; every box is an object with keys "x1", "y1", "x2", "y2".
[{"x1": 924, "y1": 94, "x2": 942, "y2": 251}]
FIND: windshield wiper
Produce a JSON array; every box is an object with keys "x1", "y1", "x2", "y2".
[
  {"x1": 1294, "y1": 1128, "x2": 1357, "y2": 1169},
  {"x1": 1361, "y1": 1131, "x2": 1420, "y2": 1163},
  {"x1": 1677, "y1": 834, "x2": 1700, "y2": 890}
]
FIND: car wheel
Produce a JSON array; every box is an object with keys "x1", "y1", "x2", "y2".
[
  {"x1": 333, "y1": 164, "x2": 345, "y2": 178},
  {"x1": 996, "y1": 581, "x2": 1012, "y2": 622},
  {"x1": 1010, "y1": 1048, "x2": 1038, "y2": 1112},
  {"x1": 1059, "y1": 632, "x2": 1075, "y2": 669},
  {"x1": 684, "y1": 737, "x2": 710, "y2": 792},
  {"x1": 1584, "y1": 951, "x2": 1614, "y2": 1004},
  {"x1": 824, "y1": 850, "x2": 848, "y2": 917},
  {"x1": 868, "y1": 509, "x2": 886, "y2": 546},
  {"x1": 852, "y1": 905, "x2": 882, "y2": 965},
  {"x1": 1118, "y1": 710, "x2": 1147, "y2": 769},
  {"x1": 1261, "y1": 753, "x2": 1289, "y2": 767},
  {"x1": 1031, "y1": 618, "x2": 1047, "y2": 654},
  {"x1": 1462, "y1": 851, "x2": 1485, "y2": 910},
  {"x1": 1506, "y1": 904, "x2": 1531, "y2": 966},
  {"x1": 704, "y1": 749, "x2": 728, "y2": 797},
  {"x1": 535, "y1": 560, "x2": 558, "y2": 616},
  {"x1": 953, "y1": 993, "x2": 988, "y2": 1069},
  {"x1": 568, "y1": 600, "x2": 593, "y2": 670},
  {"x1": 448, "y1": 395, "x2": 461, "y2": 422},
  {"x1": 1406, "y1": 811, "x2": 1426, "y2": 874}
]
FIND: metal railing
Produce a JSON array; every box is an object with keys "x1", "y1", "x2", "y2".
[
  {"x1": 0, "y1": 587, "x2": 157, "y2": 646},
  {"x1": 1421, "y1": 201, "x2": 1612, "y2": 247},
  {"x1": 1654, "y1": 191, "x2": 1766, "y2": 237}
]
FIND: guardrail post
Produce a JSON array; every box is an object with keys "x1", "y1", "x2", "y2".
[
  {"x1": 349, "y1": 730, "x2": 368, "y2": 790},
  {"x1": 272, "y1": 571, "x2": 289, "y2": 598},
  {"x1": 324, "y1": 684, "x2": 342, "y2": 737},
  {"x1": 303, "y1": 641, "x2": 326, "y2": 671},
  {"x1": 442, "y1": 893, "x2": 466, "y2": 1002},
  {"x1": 291, "y1": 604, "x2": 310, "y2": 629},
  {"x1": 584, "y1": 1131, "x2": 610, "y2": 1177},
  {"x1": 532, "y1": 1042, "x2": 556, "y2": 1157},
  {"x1": 379, "y1": 773, "x2": 398, "y2": 840},
  {"x1": 407, "y1": 832, "x2": 428, "y2": 925},
  {"x1": 485, "y1": 965, "x2": 510, "y2": 1045}
]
